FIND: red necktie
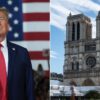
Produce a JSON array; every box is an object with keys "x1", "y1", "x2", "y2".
[{"x1": 0, "y1": 44, "x2": 7, "y2": 100}]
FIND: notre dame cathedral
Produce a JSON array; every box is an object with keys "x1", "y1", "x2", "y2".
[{"x1": 63, "y1": 11, "x2": 100, "y2": 86}]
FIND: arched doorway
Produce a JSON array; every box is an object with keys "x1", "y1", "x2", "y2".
[{"x1": 82, "y1": 78, "x2": 95, "y2": 86}]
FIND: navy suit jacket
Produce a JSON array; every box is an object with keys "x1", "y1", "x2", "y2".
[{"x1": 7, "y1": 41, "x2": 35, "y2": 100}]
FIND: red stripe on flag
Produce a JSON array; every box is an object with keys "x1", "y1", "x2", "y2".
[
  {"x1": 23, "y1": 13, "x2": 49, "y2": 21},
  {"x1": 23, "y1": 0, "x2": 49, "y2": 3},
  {"x1": 24, "y1": 32, "x2": 50, "y2": 40},
  {"x1": 44, "y1": 70, "x2": 49, "y2": 78},
  {"x1": 29, "y1": 51, "x2": 49, "y2": 60}
]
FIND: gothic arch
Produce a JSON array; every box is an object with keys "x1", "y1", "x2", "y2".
[
  {"x1": 77, "y1": 22, "x2": 80, "y2": 40},
  {"x1": 82, "y1": 78, "x2": 95, "y2": 86}
]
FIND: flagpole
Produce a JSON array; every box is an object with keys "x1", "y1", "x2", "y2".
[{"x1": 43, "y1": 49, "x2": 50, "y2": 69}]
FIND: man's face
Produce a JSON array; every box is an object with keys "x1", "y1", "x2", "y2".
[{"x1": 0, "y1": 11, "x2": 9, "y2": 42}]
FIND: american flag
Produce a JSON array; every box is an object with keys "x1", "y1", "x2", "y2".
[{"x1": 0, "y1": 0, "x2": 50, "y2": 77}]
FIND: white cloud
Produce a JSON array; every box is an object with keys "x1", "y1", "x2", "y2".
[
  {"x1": 50, "y1": 50, "x2": 58, "y2": 59},
  {"x1": 66, "y1": 0, "x2": 100, "y2": 12},
  {"x1": 50, "y1": 12, "x2": 65, "y2": 30},
  {"x1": 50, "y1": 50, "x2": 64, "y2": 61}
]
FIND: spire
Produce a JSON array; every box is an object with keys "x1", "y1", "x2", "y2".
[
  {"x1": 67, "y1": 12, "x2": 72, "y2": 19},
  {"x1": 69, "y1": 12, "x2": 72, "y2": 17}
]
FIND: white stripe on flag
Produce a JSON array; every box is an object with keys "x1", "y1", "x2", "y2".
[
  {"x1": 12, "y1": 41, "x2": 50, "y2": 51},
  {"x1": 23, "y1": 3, "x2": 49, "y2": 13},
  {"x1": 23, "y1": 22, "x2": 49, "y2": 32},
  {"x1": 31, "y1": 60, "x2": 48, "y2": 70}
]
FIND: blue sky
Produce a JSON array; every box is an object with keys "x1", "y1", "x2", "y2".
[{"x1": 50, "y1": 0, "x2": 100, "y2": 74}]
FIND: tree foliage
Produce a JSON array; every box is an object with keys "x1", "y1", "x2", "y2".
[{"x1": 84, "y1": 90, "x2": 100, "y2": 99}]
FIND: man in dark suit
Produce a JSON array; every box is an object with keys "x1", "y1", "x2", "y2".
[{"x1": 0, "y1": 7, "x2": 35, "y2": 100}]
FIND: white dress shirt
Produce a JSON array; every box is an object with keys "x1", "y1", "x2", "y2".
[{"x1": 0, "y1": 38, "x2": 8, "y2": 74}]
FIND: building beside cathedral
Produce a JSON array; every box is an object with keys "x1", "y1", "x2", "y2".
[{"x1": 63, "y1": 11, "x2": 100, "y2": 86}]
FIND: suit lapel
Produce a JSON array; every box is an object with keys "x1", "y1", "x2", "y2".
[{"x1": 7, "y1": 41, "x2": 16, "y2": 84}]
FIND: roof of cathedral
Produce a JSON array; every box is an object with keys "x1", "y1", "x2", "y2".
[{"x1": 68, "y1": 13, "x2": 91, "y2": 22}]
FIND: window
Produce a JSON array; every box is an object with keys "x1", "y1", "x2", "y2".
[
  {"x1": 85, "y1": 44, "x2": 96, "y2": 52},
  {"x1": 72, "y1": 22, "x2": 75, "y2": 41},
  {"x1": 77, "y1": 22, "x2": 80, "y2": 40},
  {"x1": 76, "y1": 62, "x2": 79, "y2": 70},
  {"x1": 72, "y1": 62, "x2": 74, "y2": 70}
]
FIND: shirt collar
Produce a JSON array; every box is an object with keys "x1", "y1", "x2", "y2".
[{"x1": 0, "y1": 38, "x2": 7, "y2": 48}]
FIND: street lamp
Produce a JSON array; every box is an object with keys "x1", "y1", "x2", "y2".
[{"x1": 70, "y1": 85, "x2": 75, "y2": 100}]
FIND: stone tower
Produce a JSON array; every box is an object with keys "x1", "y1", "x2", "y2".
[
  {"x1": 66, "y1": 13, "x2": 92, "y2": 41},
  {"x1": 64, "y1": 12, "x2": 100, "y2": 86},
  {"x1": 96, "y1": 11, "x2": 100, "y2": 39}
]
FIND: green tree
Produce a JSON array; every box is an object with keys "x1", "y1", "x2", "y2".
[{"x1": 84, "y1": 90, "x2": 100, "y2": 99}]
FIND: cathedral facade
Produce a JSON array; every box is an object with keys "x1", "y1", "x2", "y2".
[{"x1": 63, "y1": 11, "x2": 100, "y2": 86}]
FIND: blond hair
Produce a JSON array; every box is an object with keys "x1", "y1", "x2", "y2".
[{"x1": 0, "y1": 7, "x2": 9, "y2": 20}]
